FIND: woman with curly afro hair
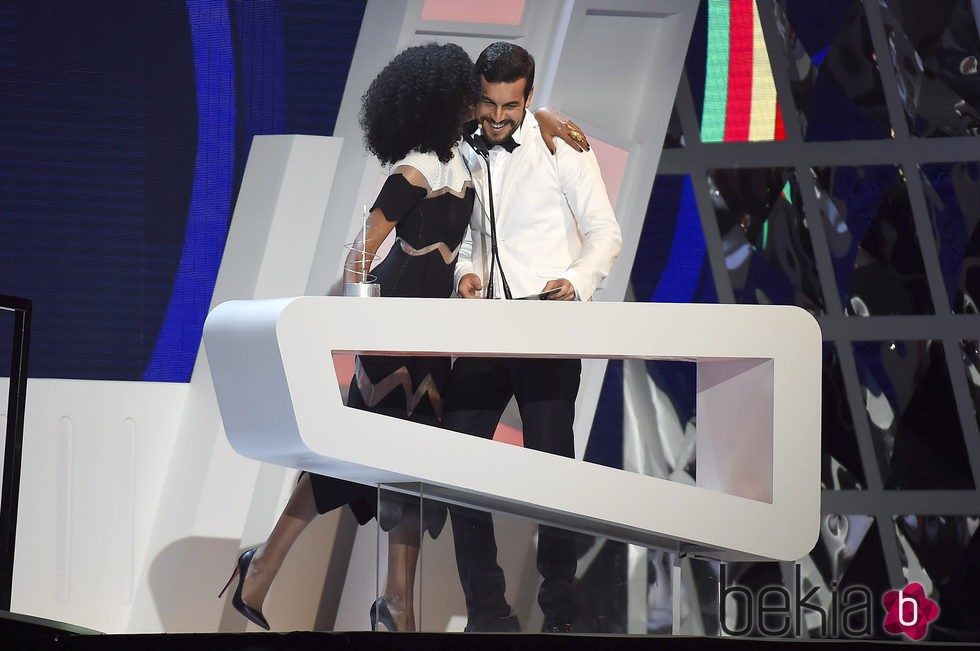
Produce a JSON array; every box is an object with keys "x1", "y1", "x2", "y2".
[
  {"x1": 360, "y1": 42, "x2": 479, "y2": 166},
  {"x1": 220, "y1": 42, "x2": 590, "y2": 634}
]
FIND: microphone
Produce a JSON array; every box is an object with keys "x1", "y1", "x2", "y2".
[
  {"x1": 465, "y1": 132, "x2": 490, "y2": 158},
  {"x1": 462, "y1": 123, "x2": 490, "y2": 158}
]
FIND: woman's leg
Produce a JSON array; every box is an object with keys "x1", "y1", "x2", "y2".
[
  {"x1": 381, "y1": 514, "x2": 421, "y2": 631},
  {"x1": 241, "y1": 472, "x2": 319, "y2": 611}
]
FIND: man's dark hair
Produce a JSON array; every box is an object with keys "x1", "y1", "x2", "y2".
[{"x1": 475, "y1": 41, "x2": 535, "y2": 99}]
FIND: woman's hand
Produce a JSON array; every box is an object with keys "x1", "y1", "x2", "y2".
[{"x1": 535, "y1": 106, "x2": 590, "y2": 155}]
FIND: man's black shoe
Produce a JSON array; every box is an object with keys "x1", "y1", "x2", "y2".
[
  {"x1": 463, "y1": 609, "x2": 521, "y2": 632},
  {"x1": 543, "y1": 620, "x2": 575, "y2": 633}
]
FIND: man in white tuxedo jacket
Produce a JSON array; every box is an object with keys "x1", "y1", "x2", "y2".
[{"x1": 444, "y1": 42, "x2": 621, "y2": 633}]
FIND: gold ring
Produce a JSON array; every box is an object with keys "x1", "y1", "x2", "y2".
[{"x1": 569, "y1": 129, "x2": 583, "y2": 141}]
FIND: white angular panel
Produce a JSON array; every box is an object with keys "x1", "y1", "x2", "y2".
[{"x1": 205, "y1": 296, "x2": 821, "y2": 562}]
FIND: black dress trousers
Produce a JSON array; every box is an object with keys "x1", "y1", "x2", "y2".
[{"x1": 442, "y1": 355, "x2": 582, "y2": 626}]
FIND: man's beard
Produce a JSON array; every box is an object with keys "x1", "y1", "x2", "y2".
[{"x1": 480, "y1": 117, "x2": 518, "y2": 144}]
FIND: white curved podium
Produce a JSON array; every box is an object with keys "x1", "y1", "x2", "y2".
[{"x1": 203, "y1": 296, "x2": 821, "y2": 562}]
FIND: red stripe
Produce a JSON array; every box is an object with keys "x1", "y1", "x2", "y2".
[
  {"x1": 724, "y1": 0, "x2": 754, "y2": 142},
  {"x1": 774, "y1": 101, "x2": 786, "y2": 141}
]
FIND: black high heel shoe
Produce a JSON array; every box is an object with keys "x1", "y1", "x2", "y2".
[
  {"x1": 218, "y1": 548, "x2": 271, "y2": 630},
  {"x1": 370, "y1": 596, "x2": 398, "y2": 632}
]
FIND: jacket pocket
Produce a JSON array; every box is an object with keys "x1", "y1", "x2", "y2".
[{"x1": 536, "y1": 266, "x2": 567, "y2": 278}]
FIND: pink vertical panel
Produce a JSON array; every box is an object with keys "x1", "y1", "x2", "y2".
[
  {"x1": 588, "y1": 137, "x2": 629, "y2": 208},
  {"x1": 421, "y1": 0, "x2": 525, "y2": 25},
  {"x1": 332, "y1": 353, "x2": 356, "y2": 388}
]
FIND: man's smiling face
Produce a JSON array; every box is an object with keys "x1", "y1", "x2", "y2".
[{"x1": 477, "y1": 75, "x2": 532, "y2": 145}]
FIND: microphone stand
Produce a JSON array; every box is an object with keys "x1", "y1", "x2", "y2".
[{"x1": 467, "y1": 132, "x2": 512, "y2": 300}]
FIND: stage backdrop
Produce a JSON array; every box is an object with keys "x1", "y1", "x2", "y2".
[{"x1": 0, "y1": 1, "x2": 365, "y2": 382}]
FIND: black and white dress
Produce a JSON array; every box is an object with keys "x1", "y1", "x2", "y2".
[{"x1": 310, "y1": 147, "x2": 474, "y2": 535}]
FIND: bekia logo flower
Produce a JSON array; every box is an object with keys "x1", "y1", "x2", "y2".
[{"x1": 881, "y1": 582, "x2": 939, "y2": 640}]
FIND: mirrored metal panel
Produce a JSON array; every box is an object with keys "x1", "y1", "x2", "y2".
[
  {"x1": 643, "y1": 1, "x2": 980, "y2": 643},
  {"x1": 851, "y1": 339, "x2": 973, "y2": 489},
  {"x1": 708, "y1": 167, "x2": 824, "y2": 311},
  {"x1": 893, "y1": 515, "x2": 980, "y2": 639},
  {"x1": 823, "y1": 343, "x2": 865, "y2": 489},
  {"x1": 919, "y1": 162, "x2": 980, "y2": 313},
  {"x1": 797, "y1": 513, "x2": 879, "y2": 638},
  {"x1": 961, "y1": 339, "x2": 980, "y2": 433},
  {"x1": 771, "y1": 0, "x2": 893, "y2": 141},
  {"x1": 812, "y1": 165, "x2": 934, "y2": 315},
  {"x1": 878, "y1": 0, "x2": 980, "y2": 137},
  {"x1": 665, "y1": 553, "x2": 720, "y2": 635}
]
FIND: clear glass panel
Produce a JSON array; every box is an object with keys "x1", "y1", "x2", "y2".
[
  {"x1": 717, "y1": 560, "x2": 787, "y2": 636},
  {"x1": 811, "y1": 165, "x2": 934, "y2": 315},
  {"x1": 771, "y1": 0, "x2": 893, "y2": 141},
  {"x1": 415, "y1": 495, "x2": 621, "y2": 633},
  {"x1": 822, "y1": 343, "x2": 866, "y2": 488},
  {"x1": 631, "y1": 175, "x2": 717, "y2": 304},
  {"x1": 708, "y1": 167, "x2": 824, "y2": 311},
  {"x1": 800, "y1": 513, "x2": 878, "y2": 638},
  {"x1": 919, "y1": 162, "x2": 980, "y2": 313},
  {"x1": 721, "y1": 515, "x2": 890, "y2": 638},
  {"x1": 879, "y1": 1, "x2": 980, "y2": 137},
  {"x1": 851, "y1": 340, "x2": 973, "y2": 489},
  {"x1": 375, "y1": 483, "x2": 429, "y2": 632},
  {"x1": 401, "y1": 505, "x2": 979, "y2": 639},
  {"x1": 893, "y1": 515, "x2": 980, "y2": 640},
  {"x1": 665, "y1": 553, "x2": 720, "y2": 635}
]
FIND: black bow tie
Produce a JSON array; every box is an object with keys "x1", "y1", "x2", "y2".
[{"x1": 491, "y1": 136, "x2": 520, "y2": 153}]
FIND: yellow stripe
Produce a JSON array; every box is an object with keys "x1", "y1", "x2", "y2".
[{"x1": 748, "y1": 2, "x2": 777, "y2": 141}]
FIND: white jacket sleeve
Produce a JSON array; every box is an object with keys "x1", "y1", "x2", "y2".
[
  {"x1": 555, "y1": 140, "x2": 622, "y2": 300},
  {"x1": 453, "y1": 199, "x2": 480, "y2": 295}
]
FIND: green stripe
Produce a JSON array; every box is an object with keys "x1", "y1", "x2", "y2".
[{"x1": 702, "y1": 0, "x2": 730, "y2": 143}]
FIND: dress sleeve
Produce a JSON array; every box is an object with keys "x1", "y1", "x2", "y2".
[{"x1": 370, "y1": 173, "x2": 427, "y2": 223}]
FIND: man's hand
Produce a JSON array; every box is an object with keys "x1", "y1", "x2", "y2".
[
  {"x1": 541, "y1": 278, "x2": 576, "y2": 301},
  {"x1": 458, "y1": 273, "x2": 484, "y2": 298}
]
